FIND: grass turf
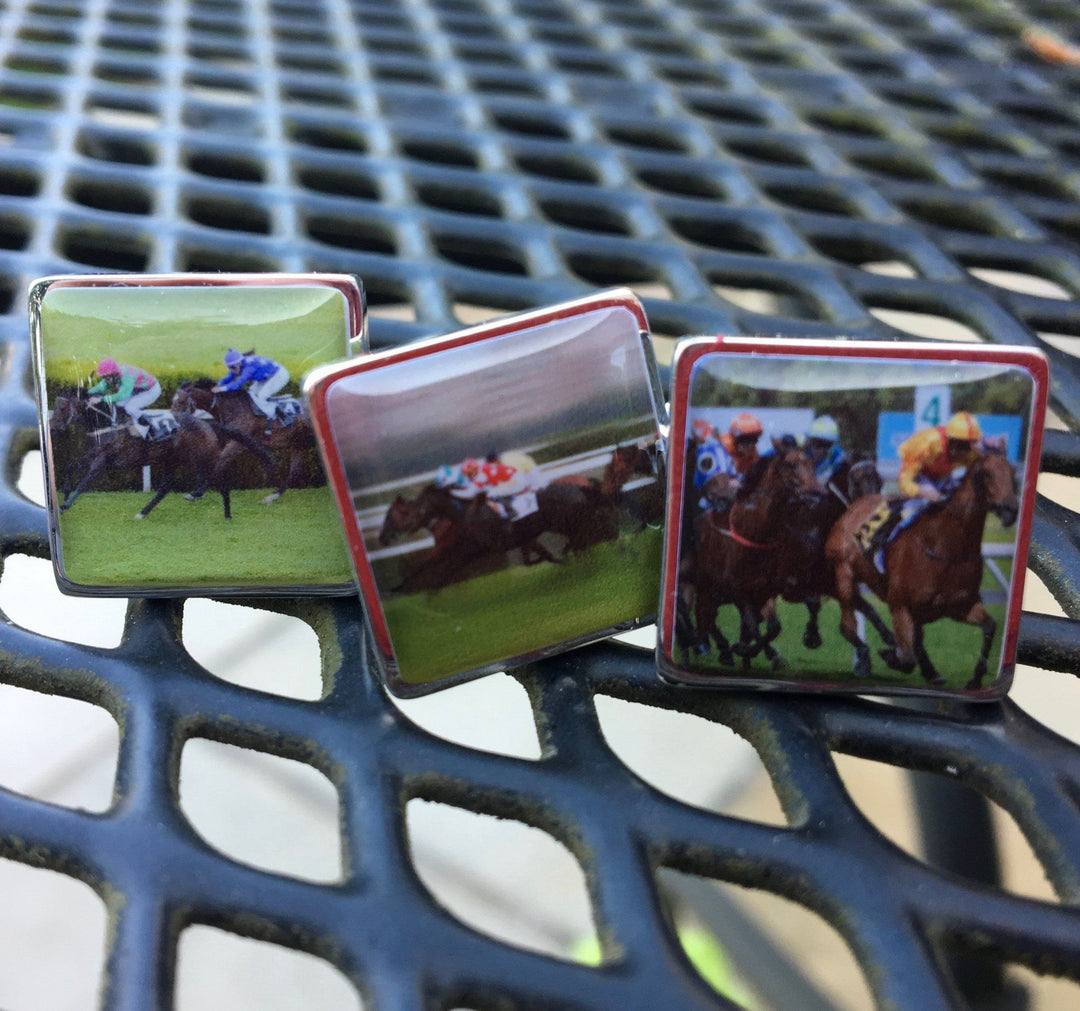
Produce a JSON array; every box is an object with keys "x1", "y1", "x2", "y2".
[
  {"x1": 681, "y1": 593, "x2": 1008, "y2": 690},
  {"x1": 680, "y1": 513, "x2": 1017, "y2": 690},
  {"x1": 58, "y1": 487, "x2": 354, "y2": 588},
  {"x1": 383, "y1": 527, "x2": 663, "y2": 685}
]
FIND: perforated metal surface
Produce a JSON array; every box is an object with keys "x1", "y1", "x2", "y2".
[{"x1": 1, "y1": 0, "x2": 1080, "y2": 1007}]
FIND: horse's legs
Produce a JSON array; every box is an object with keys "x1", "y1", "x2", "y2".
[
  {"x1": 261, "y1": 448, "x2": 303, "y2": 505},
  {"x1": 835, "y1": 564, "x2": 872, "y2": 678},
  {"x1": 61, "y1": 457, "x2": 88, "y2": 497},
  {"x1": 60, "y1": 455, "x2": 107, "y2": 511},
  {"x1": 881, "y1": 606, "x2": 918, "y2": 675},
  {"x1": 209, "y1": 440, "x2": 248, "y2": 519},
  {"x1": 911, "y1": 621, "x2": 945, "y2": 686},
  {"x1": 963, "y1": 600, "x2": 997, "y2": 691},
  {"x1": 185, "y1": 475, "x2": 209, "y2": 501},
  {"x1": 803, "y1": 596, "x2": 823, "y2": 650},
  {"x1": 758, "y1": 599, "x2": 785, "y2": 670},
  {"x1": 856, "y1": 593, "x2": 896, "y2": 650},
  {"x1": 692, "y1": 585, "x2": 734, "y2": 665},
  {"x1": 135, "y1": 471, "x2": 175, "y2": 519},
  {"x1": 734, "y1": 601, "x2": 763, "y2": 668},
  {"x1": 706, "y1": 597, "x2": 735, "y2": 666}
]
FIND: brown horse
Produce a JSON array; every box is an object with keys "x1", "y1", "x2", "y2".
[
  {"x1": 779, "y1": 455, "x2": 890, "y2": 651},
  {"x1": 49, "y1": 387, "x2": 267, "y2": 520},
  {"x1": 377, "y1": 483, "x2": 560, "y2": 592},
  {"x1": 377, "y1": 444, "x2": 657, "y2": 592},
  {"x1": 688, "y1": 442, "x2": 824, "y2": 669},
  {"x1": 172, "y1": 379, "x2": 315, "y2": 503},
  {"x1": 826, "y1": 446, "x2": 1018, "y2": 688}
]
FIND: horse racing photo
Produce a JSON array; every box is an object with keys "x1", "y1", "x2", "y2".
[
  {"x1": 308, "y1": 292, "x2": 666, "y2": 694},
  {"x1": 660, "y1": 338, "x2": 1047, "y2": 697},
  {"x1": 32, "y1": 275, "x2": 362, "y2": 594}
]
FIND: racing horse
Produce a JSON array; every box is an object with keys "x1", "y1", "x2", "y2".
[
  {"x1": 171, "y1": 378, "x2": 315, "y2": 503},
  {"x1": 49, "y1": 387, "x2": 270, "y2": 520},
  {"x1": 688, "y1": 442, "x2": 824, "y2": 669},
  {"x1": 377, "y1": 483, "x2": 563, "y2": 593},
  {"x1": 780, "y1": 455, "x2": 890, "y2": 651},
  {"x1": 826, "y1": 444, "x2": 1018, "y2": 687},
  {"x1": 378, "y1": 444, "x2": 656, "y2": 592}
]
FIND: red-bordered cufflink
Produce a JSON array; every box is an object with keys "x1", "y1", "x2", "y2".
[
  {"x1": 305, "y1": 289, "x2": 667, "y2": 696},
  {"x1": 29, "y1": 272, "x2": 365, "y2": 596},
  {"x1": 658, "y1": 336, "x2": 1048, "y2": 699}
]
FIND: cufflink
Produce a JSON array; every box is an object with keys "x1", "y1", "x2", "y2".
[
  {"x1": 305, "y1": 289, "x2": 667, "y2": 696},
  {"x1": 658, "y1": 336, "x2": 1048, "y2": 699},
  {"x1": 29, "y1": 272, "x2": 365, "y2": 596}
]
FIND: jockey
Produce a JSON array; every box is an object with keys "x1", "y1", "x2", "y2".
[
  {"x1": 719, "y1": 412, "x2": 763, "y2": 477},
  {"x1": 475, "y1": 453, "x2": 529, "y2": 498},
  {"x1": 213, "y1": 348, "x2": 289, "y2": 420},
  {"x1": 898, "y1": 410, "x2": 981, "y2": 501},
  {"x1": 435, "y1": 458, "x2": 485, "y2": 499},
  {"x1": 857, "y1": 411, "x2": 983, "y2": 569},
  {"x1": 87, "y1": 358, "x2": 160, "y2": 436},
  {"x1": 688, "y1": 418, "x2": 737, "y2": 510},
  {"x1": 805, "y1": 415, "x2": 846, "y2": 484}
]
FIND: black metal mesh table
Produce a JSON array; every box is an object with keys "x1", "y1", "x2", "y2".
[{"x1": 1, "y1": 0, "x2": 1080, "y2": 1007}]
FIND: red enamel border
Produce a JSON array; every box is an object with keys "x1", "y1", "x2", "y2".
[
  {"x1": 659, "y1": 336, "x2": 1049, "y2": 694},
  {"x1": 306, "y1": 289, "x2": 650, "y2": 669},
  {"x1": 41, "y1": 272, "x2": 366, "y2": 340}
]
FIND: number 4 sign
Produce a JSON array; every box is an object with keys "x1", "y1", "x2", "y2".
[{"x1": 915, "y1": 384, "x2": 951, "y2": 428}]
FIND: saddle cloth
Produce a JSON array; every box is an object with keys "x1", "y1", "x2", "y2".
[
  {"x1": 266, "y1": 395, "x2": 303, "y2": 422},
  {"x1": 140, "y1": 411, "x2": 180, "y2": 441},
  {"x1": 509, "y1": 491, "x2": 539, "y2": 520}
]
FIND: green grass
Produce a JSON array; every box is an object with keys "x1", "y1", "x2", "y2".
[
  {"x1": 383, "y1": 527, "x2": 663, "y2": 685},
  {"x1": 59, "y1": 487, "x2": 354, "y2": 588},
  {"x1": 41, "y1": 283, "x2": 350, "y2": 387},
  {"x1": 681, "y1": 595, "x2": 1007, "y2": 690}
]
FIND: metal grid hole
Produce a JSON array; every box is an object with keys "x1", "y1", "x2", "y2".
[
  {"x1": 406, "y1": 799, "x2": 599, "y2": 963},
  {"x1": 0, "y1": 859, "x2": 107, "y2": 1011},
  {"x1": 179, "y1": 738, "x2": 344, "y2": 884},
  {"x1": 175, "y1": 926, "x2": 363, "y2": 1011},
  {"x1": 0, "y1": 683, "x2": 118, "y2": 813},
  {"x1": 0, "y1": 554, "x2": 126, "y2": 648},
  {"x1": 182, "y1": 600, "x2": 323, "y2": 702}
]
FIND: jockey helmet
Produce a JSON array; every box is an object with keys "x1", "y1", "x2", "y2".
[
  {"x1": 944, "y1": 411, "x2": 981, "y2": 441},
  {"x1": 808, "y1": 415, "x2": 839, "y2": 443},
  {"x1": 730, "y1": 412, "x2": 763, "y2": 437},
  {"x1": 224, "y1": 348, "x2": 244, "y2": 368},
  {"x1": 691, "y1": 418, "x2": 712, "y2": 442},
  {"x1": 434, "y1": 464, "x2": 457, "y2": 488},
  {"x1": 97, "y1": 358, "x2": 120, "y2": 377},
  {"x1": 460, "y1": 457, "x2": 480, "y2": 479}
]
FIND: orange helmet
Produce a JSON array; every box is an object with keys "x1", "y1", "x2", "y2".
[
  {"x1": 691, "y1": 418, "x2": 713, "y2": 441},
  {"x1": 944, "y1": 411, "x2": 981, "y2": 441},
  {"x1": 730, "y1": 412, "x2": 763, "y2": 437}
]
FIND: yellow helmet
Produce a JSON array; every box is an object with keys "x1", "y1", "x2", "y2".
[{"x1": 944, "y1": 411, "x2": 981, "y2": 441}]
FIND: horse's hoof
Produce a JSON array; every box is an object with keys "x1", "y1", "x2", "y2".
[
  {"x1": 693, "y1": 642, "x2": 710, "y2": 657},
  {"x1": 802, "y1": 629, "x2": 823, "y2": 650},
  {"x1": 964, "y1": 677, "x2": 983, "y2": 691},
  {"x1": 717, "y1": 649, "x2": 734, "y2": 666},
  {"x1": 770, "y1": 655, "x2": 788, "y2": 672},
  {"x1": 260, "y1": 493, "x2": 281, "y2": 505},
  {"x1": 927, "y1": 674, "x2": 946, "y2": 687},
  {"x1": 133, "y1": 512, "x2": 146, "y2": 520},
  {"x1": 879, "y1": 647, "x2": 915, "y2": 674}
]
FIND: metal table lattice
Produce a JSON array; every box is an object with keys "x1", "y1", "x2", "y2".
[{"x1": 0, "y1": 0, "x2": 1079, "y2": 1007}]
